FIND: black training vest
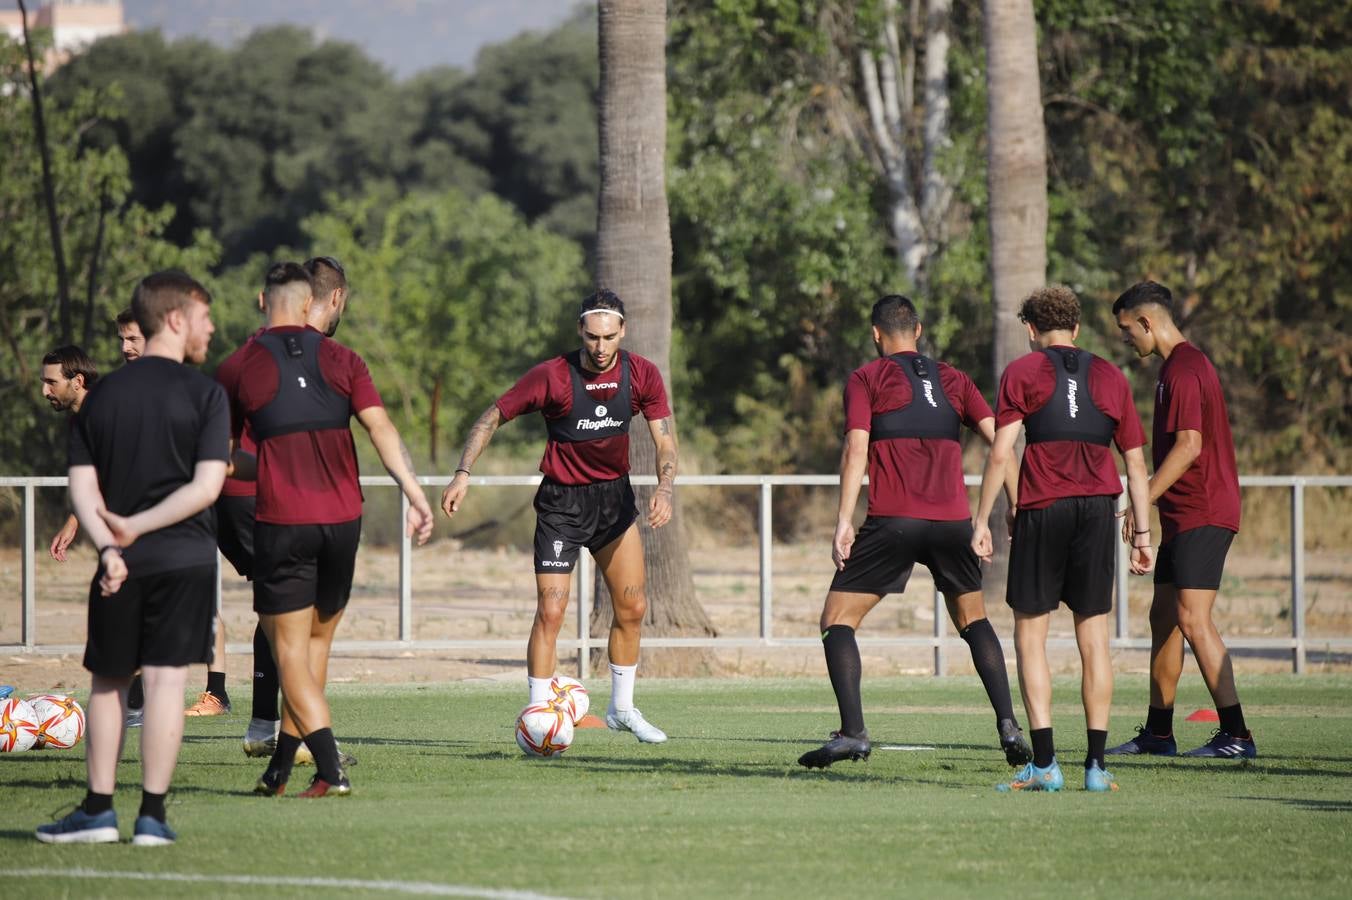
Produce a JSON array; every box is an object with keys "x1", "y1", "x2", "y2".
[
  {"x1": 249, "y1": 329, "x2": 352, "y2": 441},
  {"x1": 545, "y1": 351, "x2": 632, "y2": 444},
  {"x1": 869, "y1": 353, "x2": 962, "y2": 442},
  {"x1": 1023, "y1": 347, "x2": 1114, "y2": 446}
]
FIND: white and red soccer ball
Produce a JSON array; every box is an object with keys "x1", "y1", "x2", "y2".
[
  {"x1": 28, "y1": 693, "x2": 86, "y2": 750},
  {"x1": 549, "y1": 676, "x2": 590, "y2": 725},
  {"x1": 0, "y1": 696, "x2": 41, "y2": 753},
  {"x1": 515, "y1": 702, "x2": 574, "y2": 758}
]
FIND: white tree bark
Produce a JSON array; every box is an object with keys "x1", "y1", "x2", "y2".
[{"x1": 921, "y1": 0, "x2": 953, "y2": 238}]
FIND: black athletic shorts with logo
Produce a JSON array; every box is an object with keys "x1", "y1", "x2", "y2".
[
  {"x1": 1007, "y1": 495, "x2": 1116, "y2": 616},
  {"x1": 83, "y1": 564, "x2": 217, "y2": 677},
  {"x1": 1155, "y1": 525, "x2": 1235, "y2": 590},
  {"x1": 533, "y1": 476, "x2": 638, "y2": 574},
  {"x1": 252, "y1": 518, "x2": 361, "y2": 615},
  {"x1": 829, "y1": 517, "x2": 982, "y2": 597},
  {"x1": 216, "y1": 494, "x2": 256, "y2": 580}
]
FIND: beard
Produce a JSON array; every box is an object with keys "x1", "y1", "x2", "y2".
[{"x1": 324, "y1": 315, "x2": 342, "y2": 338}]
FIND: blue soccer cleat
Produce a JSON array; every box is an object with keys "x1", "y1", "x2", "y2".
[
  {"x1": 132, "y1": 815, "x2": 176, "y2": 847},
  {"x1": 1182, "y1": 730, "x2": 1257, "y2": 759},
  {"x1": 1084, "y1": 763, "x2": 1119, "y2": 792},
  {"x1": 1106, "y1": 725, "x2": 1177, "y2": 756},
  {"x1": 35, "y1": 806, "x2": 119, "y2": 844},
  {"x1": 997, "y1": 759, "x2": 1064, "y2": 792}
]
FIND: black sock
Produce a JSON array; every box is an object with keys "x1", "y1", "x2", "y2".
[
  {"x1": 127, "y1": 674, "x2": 144, "y2": 710},
  {"x1": 1031, "y1": 727, "x2": 1055, "y2": 768},
  {"x1": 959, "y1": 618, "x2": 1016, "y2": 724},
  {"x1": 1146, "y1": 705, "x2": 1173, "y2": 737},
  {"x1": 82, "y1": 791, "x2": 113, "y2": 815},
  {"x1": 1085, "y1": 729, "x2": 1107, "y2": 770},
  {"x1": 267, "y1": 731, "x2": 303, "y2": 783},
  {"x1": 138, "y1": 790, "x2": 167, "y2": 823},
  {"x1": 251, "y1": 624, "x2": 281, "y2": 721},
  {"x1": 822, "y1": 625, "x2": 865, "y2": 738},
  {"x1": 1218, "y1": 703, "x2": 1247, "y2": 738},
  {"x1": 206, "y1": 670, "x2": 228, "y2": 702},
  {"x1": 304, "y1": 727, "x2": 344, "y2": 784}
]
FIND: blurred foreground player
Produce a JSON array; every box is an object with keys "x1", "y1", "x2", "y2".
[
  {"x1": 221, "y1": 262, "x2": 432, "y2": 798},
  {"x1": 36, "y1": 271, "x2": 228, "y2": 845},
  {"x1": 1108, "y1": 281, "x2": 1254, "y2": 759},
  {"x1": 798, "y1": 295, "x2": 1031, "y2": 769},
  {"x1": 440, "y1": 290, "x2": 678, "y2": 743},
  {"x1": 972, "y1": 285, "x2": 1153, "y2": 793}
]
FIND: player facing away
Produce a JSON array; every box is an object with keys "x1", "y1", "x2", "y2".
[
  {"x1": 798, "y1": 295, "x2": 1032, "y2": 769},
  {"x1": 972, "y1": 285, "x2": 1153, "y2": 793},
  {"x1": 1107, "y1": 281, "x2": 1254, "y2": 759},
  {"x1": 238, "y1": 255, "x2": 354, "y2": 763},
  {"x1": 36, "y1": 271, "x2": 229, "y2": 845},
  {"x1": 41, "y1": 346, "x2": 98, "y2": 562},
  {"x1": 440, "y1": 290, "x2": 678, "y2": 743},
  {"x1": 220, "y1": 262, "x2": 433, "y2": 798}
]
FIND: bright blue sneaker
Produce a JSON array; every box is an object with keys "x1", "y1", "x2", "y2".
[
  {"x1": 1084, "y1": 763, "x2": 1119, "y2": 792},
  {"x1": 996, "y1": 758, "x2": 1064, "y2": 792},
  {"x1": 35, "y1": 807, "x2": 119, "y2": 844},
  {"x1": 0, "y1": 685, "x2": 14, "y2": 700},
  {"x1": 1106, "y1": 725, "x2": 1177, "y2": 756},
  {"x1": 1182, "y1": 729, "x2": 1257, "y2": 759},
  {"x1": 132, "y1": 815, "x2": 176, "y2": 846}
]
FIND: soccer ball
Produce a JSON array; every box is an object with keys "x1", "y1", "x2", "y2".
[
  {"x1": 549, "y1": 675, "x2": 590, "y2": 725},
  {"x1": 0, "y1": 697, "x2": 41, "y2": 753},
  {"x1": 28, "y1": 694, "x2": 86, "y2": 750},
  {"x1": 515, "y1": 702, "x2": 574, "y2": 758}
]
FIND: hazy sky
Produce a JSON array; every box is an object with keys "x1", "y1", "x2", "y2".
[{"x1": 116, "y1": 0, "x2": 578, "y2": 77}]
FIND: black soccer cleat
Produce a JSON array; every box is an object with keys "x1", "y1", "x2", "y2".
[
  {"x1": 798, "y1": 730, "x2": 871, "y2": 769},
  {"x1": 1106, "y1": 725, "x2": 1178, "y2": 757},
  {"x1": 254, "y1": 768, "x2": 288, "y2": 797},
  {"x1": 1181, "y1": 729, "x2": 1257, "y2": 759},
  {"x1": 998, "y1": 718, "x2": 1033, "y2": 767}
]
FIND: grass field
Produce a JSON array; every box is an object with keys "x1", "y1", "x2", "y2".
[{"x1": 3, "y1": 674, "x2": 1351, "y2": 899}]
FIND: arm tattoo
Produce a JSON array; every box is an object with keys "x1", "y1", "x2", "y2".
[
  {"x1": 658, "y1": 417, "x2": 670, "y2": 436},
  {"x1": 457, "y1": 406, "x2": 501, "y2": 472},
  {"x1": 398, "y1": 439, "x2": 415, "y2": 473}
]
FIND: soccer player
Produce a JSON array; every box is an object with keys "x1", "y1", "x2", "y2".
[
  {"x1": 971, "y1": 285, "x2": 1153, "y2": 793},
  {"x1": 1107, "y1": 281, "x2": 1254, "y2": 758},
  {"x1": 41, "y1": 346, "x2": 98, "y2": 561},
  {"x1": 116, "y1": 307, "x2": 145, "y2": 362},
  {"x1": 220, "y1": 261, "x2": 432, "y2": 798},
  {"x1": 798, "y1": 295, "x2": 1032, "y2": 769},
  {"x1": 36, "y1": 270, "x2": 229, "y2": 845},
  {"x1": 440, "y1": 289, "x2": 678, "y2": 743}
]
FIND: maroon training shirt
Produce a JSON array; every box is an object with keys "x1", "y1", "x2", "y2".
[
  {"x1": 496, "y1": 351, "x2": 671, "y2": 485},
  {"x1": 216, "y1": 329, "x2": 261, "y2": 499},
  {"x1": 1153, "y1": 341, "x2": 1241, "y2": 541},
  {"x1": 996, "y1": 347, "x2": 1146, "y2": 510},
  {"x1": 844, "y1": 353, "x2": 993, "y2": 520},
  {"x1": 217, "y1": 325, "x2": 382, "y2": 524}
]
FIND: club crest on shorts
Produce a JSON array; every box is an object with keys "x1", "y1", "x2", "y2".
[
  {"x1": 595, "y1": 404, "x2": 607, "y2": 417},
  {"x1": 552, "y1": 540, "x2": 563, "y2": 558}
]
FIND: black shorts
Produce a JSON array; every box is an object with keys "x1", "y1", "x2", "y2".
[
  {"x1": 533, "y1": 477, "x2": 637, "y2": 574},
  {"x1": 829, "y1": 517, "x2": 982, "y2": 597},
  {"x1": 1155, "y1": 525, "x2": 1235, "y2": 590},
  {"x1": 83, "y1": 564, "x2": 216, "y2": 677},
  {"x1": 216, "y1": 494, "x2": 256, "y2": 579},
  {"x1": 252, "y1": 518, "x2": 361, "y2": 616},
  {"x1": 1007, "y1": 495, "x2": 1116, "y2": 616}
]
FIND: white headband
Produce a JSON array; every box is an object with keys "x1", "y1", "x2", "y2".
[{"x1": 580, "y1": 308, "x2": 624, "y2": 320}]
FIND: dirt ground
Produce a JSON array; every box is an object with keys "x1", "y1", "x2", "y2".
[{"x1": 3, "y1": 523, "x2": 1349, "y2": 694}]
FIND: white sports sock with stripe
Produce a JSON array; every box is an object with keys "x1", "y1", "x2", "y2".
[{"x1": 608, "y1": 663, "x2": 637, "y2": 713}]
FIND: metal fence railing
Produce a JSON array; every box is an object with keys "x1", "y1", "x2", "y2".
[{"x1": 4, "y1": 474, "x2": 1349, "y2": 676}]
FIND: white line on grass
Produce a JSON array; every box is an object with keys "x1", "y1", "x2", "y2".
[{"x1": 8, "y1": 868, "x2": 573, "y2": 900}]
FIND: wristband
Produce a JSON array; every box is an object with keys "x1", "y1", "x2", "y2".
[
  {"x1": 454, "y1": 468, "x2": 471, "y2": 477},
  {"x1": 98, "y1": 545, "x2": 122, "y2": 557},
  {"x1": 1134, "y1": 529, "x2": 1151, "y2": 535}
]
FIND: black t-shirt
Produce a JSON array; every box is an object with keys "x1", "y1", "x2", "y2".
[{"x1": 68, "y1": 356, "x2": 231, "y2": 576}]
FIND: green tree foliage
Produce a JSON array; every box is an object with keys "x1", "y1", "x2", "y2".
[{"x1": 0, "y1": 36, "x2": 218, "y2": 477}]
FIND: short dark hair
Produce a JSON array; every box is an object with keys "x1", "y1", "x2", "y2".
[
  {"x1": 579, "y1": 288, "x2": 625, "y2": 322},
  {"x1": 115, "y1": 307, "x2": 137, "y2": 330},
  {"x1": 266, "y1": 260, "x2": 313, "y2": 291},
  {"x1": 304, "y1": 256, "x2": 347, "y2": 300},
  {"x1": 132, "y1": 270, "x2": 212, "y2": 338},
  {"x1": 1112, "y1": 280, "x2": 1176, "y2": 318},
  {"x1": 1018, "y1": 285, "x2": 1080, "y2": 333},
  {"x1": 42, "y1": 344, "x2": 99, "y2": 387},
  {"x1": 871, "y1": 294, "x2": 920, "y2": 335}
]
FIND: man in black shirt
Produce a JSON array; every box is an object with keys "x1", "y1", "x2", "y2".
[{"x1": 36, "y1": 271, "x2": 229, "y2": 847}]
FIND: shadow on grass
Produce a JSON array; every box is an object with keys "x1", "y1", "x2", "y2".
[
  {"x1": 1098, "y1": 758, "x2": 1352, "y2": 778},
  {"x1": 1232, "y1": 796, "x2": 1352, "y2": 812}
]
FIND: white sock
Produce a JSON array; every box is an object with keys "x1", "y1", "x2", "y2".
[
  {"x1": 608, "y1": 663, "x2": 637, "y2": 713},
  {"x1": 527, "y1": 675, "x2": 554, "y2": 704}
]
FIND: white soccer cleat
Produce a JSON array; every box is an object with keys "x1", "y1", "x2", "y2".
[
  {"x1": 605, "y1": 707, "x2": 667, "y2": 744},
  {"x1": 242, "y1": 717, "x2": 280, "y2": 758}
]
